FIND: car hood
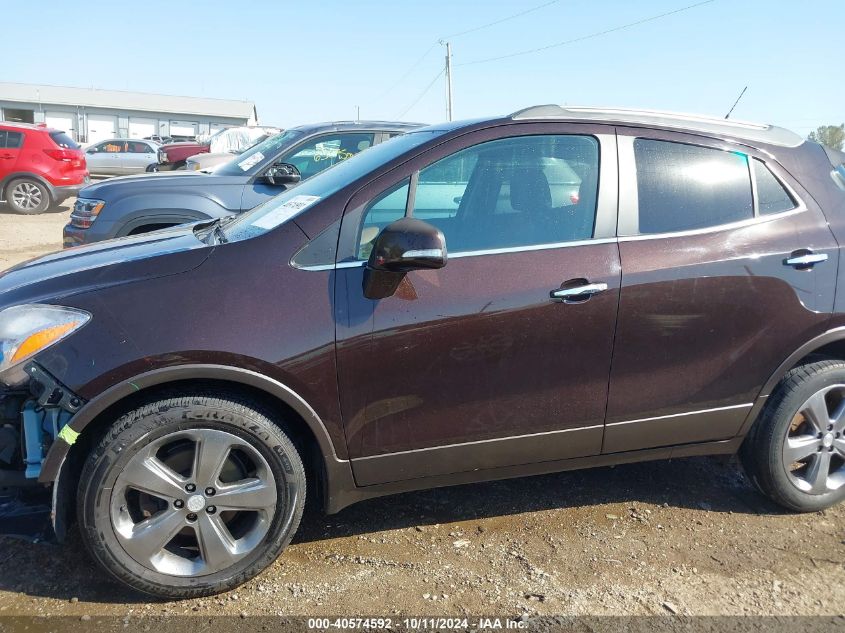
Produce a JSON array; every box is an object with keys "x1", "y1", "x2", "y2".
[
  {"x1": 80, "y1": 171, "x2": 251, "y2": 198},
  {"x1": 163, "y1": 142, "x2": 206, "y2": 150},
  {"x1": 0, "y1": 225, "x2": 213, "y2": 306}
]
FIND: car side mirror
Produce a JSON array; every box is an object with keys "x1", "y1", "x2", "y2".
[
  {"x1": 86, "y1": 147, "x2": 97, "y2": 154},
  {"x1": 363, "y1": 217, "x2": 447, "y2": 300},
  {"x1": 264, "y1": 162, "x2": 301, "y2": 186}
]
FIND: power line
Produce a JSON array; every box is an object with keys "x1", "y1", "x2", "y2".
[
  {"x1": 379, "y1": 0, "x2": 562, "y2": 102},
  {"x1": 397, "y1": 68, "x2": 445, "y2": 119},
  {"x1": 442, "y1": 0, "x2": 562, "y2": 39},
  {"x1": 457, "y1": 0, "x2": 716, "y2": 66},
  {"x1": 377, "y1": 42, "x2": 438, "y2": 101}
]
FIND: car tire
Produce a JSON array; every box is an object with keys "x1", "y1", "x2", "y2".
[
  {"x1": 741, "y1": 360, "x2": 845, "y2": 512},
  {"x1": 5, "y1": 177, "x2": 51, "y2": 214},
  {"x1": 77, "y1": 392, "x2": 306, "y2": 598},
  {"x1": 146, "y1": 163, "x2": 160, "y2": 173}
]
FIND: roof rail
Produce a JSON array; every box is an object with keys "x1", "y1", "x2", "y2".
[{"x1": 508, "y1": 104, "x2": 803, "y2": 148}]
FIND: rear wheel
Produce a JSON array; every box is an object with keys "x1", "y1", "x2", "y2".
[
  {"x1": 5, "y1": 178, "x2": 51, "y2": 214},
  {"x1": 741, "y1": 360, "x2": 845, "y2": 512},
  {"x1": 77, "y1": 393, "x2": 306, "y2": 598}
]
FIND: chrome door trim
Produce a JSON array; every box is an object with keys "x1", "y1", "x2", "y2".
[
  {"x1": 353, "y1": 423, "x2": 605, "y2": 461},
  {"x1": 606, "y1": 403, "x2": 754, "y2": 427}
]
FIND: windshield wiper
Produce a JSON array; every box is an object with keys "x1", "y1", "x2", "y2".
[{"x1": 211, "y1": 223, "x2": 228, "y2": 244}]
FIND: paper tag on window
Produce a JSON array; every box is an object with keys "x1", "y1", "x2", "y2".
[
  {"x1": 252, "y1": 195, "x2": 322, "y2": 230},
  {"x1": 238, "y1": 151, "x2": 264, "y2": 171}
]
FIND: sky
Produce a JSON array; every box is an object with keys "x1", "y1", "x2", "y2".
[{"x1": 3, "y1": 0, "x2": 843, "y2": 137}]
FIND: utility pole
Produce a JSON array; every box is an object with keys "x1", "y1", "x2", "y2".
[{"x1": 444, "y1": 41, "x2": 453, "y2": 122}]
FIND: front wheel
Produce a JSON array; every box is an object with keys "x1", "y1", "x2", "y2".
[
  {"x1": 145, "y1": 163, "x2": 160, "y2": 172},
  {"x1": 741, "y1": 360, "x2": 845, "y2": 512},
  {"x1": 77, "y1": 393, "x2": 306, "y2": 598}
]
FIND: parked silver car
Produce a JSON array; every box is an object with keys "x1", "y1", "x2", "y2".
[{"x1": 84, "y1": 139, "x2": 161, "y2": 176}]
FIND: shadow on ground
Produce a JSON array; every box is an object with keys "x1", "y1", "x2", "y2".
[{"x1": 0, "y1": 456, "x2": 781, "y2": 605}]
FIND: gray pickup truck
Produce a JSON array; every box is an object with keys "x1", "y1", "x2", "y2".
[{"x1": 64, "y1": 120, "x2": 421, "y2": 247}]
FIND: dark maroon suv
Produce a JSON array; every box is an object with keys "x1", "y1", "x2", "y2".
[{"x1": 2, "y1": 106, "x2": 845, "y2": 598}]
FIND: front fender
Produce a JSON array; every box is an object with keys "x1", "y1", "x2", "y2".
[{"x1": 40, "y1": 363, "x2": 349, "y2": 483}]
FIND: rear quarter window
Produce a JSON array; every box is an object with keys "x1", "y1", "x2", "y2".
[
  {"x1": 752, "y1": 159, "x2": 797, "y2": 215},
  {"x1": 634, "y1": 139, "x2": 754, "y2": 234}
]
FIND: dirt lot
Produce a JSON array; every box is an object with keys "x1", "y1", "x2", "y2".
[{"x1": 0, "y1": 203, "x2": 842, "y2": 619}]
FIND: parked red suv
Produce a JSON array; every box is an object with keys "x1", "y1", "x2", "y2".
[{"x1": 0, "y1": 122, "x2": 89, "y2": 214}]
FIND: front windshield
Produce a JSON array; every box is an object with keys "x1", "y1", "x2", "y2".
[
  {"x1": 223, "y1": 130, "x2": 443, "y2": 242},
  {"x1": 215, "y1": 129, "x2": 305, "y2": 176}
]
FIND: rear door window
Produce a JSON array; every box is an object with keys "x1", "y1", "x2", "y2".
[
  {"x1": 0, "y1": 131, "x2": 24, "y2": 149},
  {"x1": 752, "y1": 159, "x2": 796, "y2": 215},
  {"x1": 634, "y1": 139, "x2": 753, "y2": 234}
]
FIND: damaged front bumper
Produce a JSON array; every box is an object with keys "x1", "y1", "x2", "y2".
[{"x1": 0, "y1": 363, "x2": 85, "y2": 540}]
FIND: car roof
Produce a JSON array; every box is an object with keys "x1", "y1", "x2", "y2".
[
  {"x1": 0, "y1": 121, "x2": 58, "y2": 134},
  {"x1": 91, "y1": 138, "x2": 157, "y2": 144},
  {"x1": 287, "y1": 120, "x2": 426, "y2": 135},
  {"x1": 505, "y1": 105, "x2": 805, "y2": 148}
]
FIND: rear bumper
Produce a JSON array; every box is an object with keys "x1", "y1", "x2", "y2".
[{"x1": 53, "y1": 182, "x2": 85, "y2": 202}]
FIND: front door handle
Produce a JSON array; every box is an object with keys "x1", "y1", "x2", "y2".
[
  {"x1": 550, "y1": 282, "x2": 608, "y2": 303},
  {"x1": 785, "y1": 251, "x2": 828, "y2": 269}
]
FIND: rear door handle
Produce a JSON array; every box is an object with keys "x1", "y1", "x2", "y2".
[
  {"x1": 785, "y1": 251, "x2": 828, "y2": 269},
  {"x1": 550, "y1": 282, "x2": 608, "y2": 303}
]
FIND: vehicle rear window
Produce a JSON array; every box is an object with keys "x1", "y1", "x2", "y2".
[
  {"x1": 634, "y1": 139, "x2": 753, "y2": 234},
  {"x1": 0, "y1": 130, "x2": 23, "y2": 149},
  {"x1": 49, "y1": 131, "x2": 79, "y2": 150},
  {"x1": 752, "y1": 159, "x2": 796, "y2": 215}
]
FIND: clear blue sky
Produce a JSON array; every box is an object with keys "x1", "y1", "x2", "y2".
[{"x1": 5, "y1": 0, "x2": 843, "y2": 136}]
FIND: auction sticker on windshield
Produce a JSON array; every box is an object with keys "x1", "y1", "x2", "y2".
[
  {"x1": 252, "y1": 195, "x2": 322, "y2": 230},
  {"x1": 238, "y1": 152, "x2": 265, "y2": 171}
]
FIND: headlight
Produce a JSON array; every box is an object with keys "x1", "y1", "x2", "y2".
[
  {"x1": 71, "y1": 198, "x2": 106, "y2": 229},
  {"x1": 0, "y1": 305, "x2": 91, "y2": 387}
]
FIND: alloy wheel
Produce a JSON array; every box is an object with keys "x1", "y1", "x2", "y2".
[
  {"x1": 782, "y1": 385, "x2": 845, "y2": 494},
  {"x1": 11, "y1": 182, "x2": 43, "y2": 211},
  {"x1": 110, "y1": 428, "x2": 277, "y2": 577}
]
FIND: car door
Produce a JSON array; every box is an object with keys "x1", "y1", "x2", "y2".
[
  {"x1": 0, "y1": 130, "x2": 23, "y2": 177},
  {"x1": 86, "y1": 140, "x2": 122, "y2": 175},
  {"x1": 241, "y1": 132, "x2": 377, "y2": 211},
  {"x1": 122, "y1": 141, "x2": 156, "y2": 173},
  {"x1": 604, "y1": 129, "x2": 839, "y2": 453},
  {"x1": 334, "y1": 124, "x2": 621, "y2": 485}
]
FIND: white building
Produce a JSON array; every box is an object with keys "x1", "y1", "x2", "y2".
[{"x1": 0, "y1": 82, "x2": 257, "y2": 144}]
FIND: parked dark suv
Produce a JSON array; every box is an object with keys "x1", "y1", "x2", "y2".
[
  {"x1": 63, "y1": 121, "x2": 421, "y2": 247},
  {"x1": 3, "y1": 106, "x2": 845, "y2": 598}
]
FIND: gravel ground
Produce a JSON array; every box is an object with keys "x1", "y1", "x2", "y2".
[{"x1": 0, "y1": 201, "x2": 843, "y2": 619}]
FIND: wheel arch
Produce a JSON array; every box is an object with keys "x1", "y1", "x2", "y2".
[
  {"x1": 0, "y1": 172, "x2": 56, "y2": 202},
  {"x1": 738, "y1": 326, "x2": 845, "y2": 437},
  {"x1": 41, "y1": 364, "x2": 355, "y2": 521}
]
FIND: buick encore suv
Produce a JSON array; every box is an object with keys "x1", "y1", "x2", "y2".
[{"x1": 2, "y1": 106, "x2": 845, "y2": 598}]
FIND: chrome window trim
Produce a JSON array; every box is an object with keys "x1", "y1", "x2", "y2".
[
  {"x1": 296, "y1": 237, "x2": 621, "y2": 270},
  {"x1": 606, "y1": 403, "x2": 753, "y2": 427},
  {"x1": 617, "y1": 207, "x2": 807, "y2": 242},
  {"x1": 450, "y1": 237, "x2": 617, "y2": 259}
]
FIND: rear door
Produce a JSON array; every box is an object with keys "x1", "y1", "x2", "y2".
[
  {"x1": 334, "y1": 123, "x2": 621, "y2": 485},
  {"x1": 0, "y1": 129, "x2": 24, "y2": 176},
  {"x1": 121, "y1": 140, "x2": 157, "y2": 173},
  {"x1": 605, "y1": 129, "x2": 839, "y2": 453}
]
